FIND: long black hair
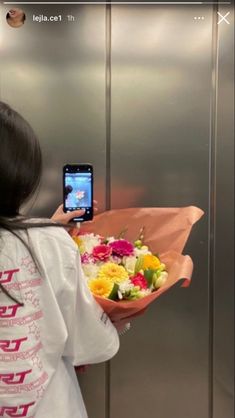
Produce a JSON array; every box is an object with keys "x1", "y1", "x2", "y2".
[{"x1": 0, "y1": 101, "x2": 58, "y2": 304}]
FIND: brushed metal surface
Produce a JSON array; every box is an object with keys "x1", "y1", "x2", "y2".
[
  {"x1": 0, "y1": 3, "x2": 234, "y2": 418},
  {"x1": 214, "y1": 5, "x2": 234, "y2": 418},
  {"x1": 110, "y1": 6, "x2": 212, "y2": 418},
  {"x1": 0, "y1": 4, "x2": 107, "y2": 217},
  {"x1": 0, "y1": 5, "x2": 107, "y2": 418}
]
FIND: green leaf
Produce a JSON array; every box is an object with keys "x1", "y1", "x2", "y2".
[
  {"x1": 143, "y1": 269, "x2": 155, "y2": 288},
  {"x1": 108, "y1": 283, "x2": 119, "y2": 300}
]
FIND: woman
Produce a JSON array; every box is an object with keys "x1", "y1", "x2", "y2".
[
  {"x1": 6, "y1": 8, "x2": 26, "y2": 28},
  {"x1": 0, "y1": 102, "x2": 119, "y2": 417}
]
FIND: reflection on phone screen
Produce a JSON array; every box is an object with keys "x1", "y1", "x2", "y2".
[{"x1": 65, "y1": 172, "x2": 92, "y2": 210}]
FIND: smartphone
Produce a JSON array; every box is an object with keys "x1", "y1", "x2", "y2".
[{"x1": 63, "y1": 164, "x2": 93, "y2": 222}]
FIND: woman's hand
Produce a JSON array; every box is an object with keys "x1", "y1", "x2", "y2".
[
  {"x1": 51, "y1": 204, "x2": 85, "y2": 224},
  {"x1": 75, "y1": 365, "x2": 89, "y2": 374},
  {"x1": 51, "y1": 201, "x2": 98, "y2": 225},
  {"x1": 112, "y1": 308, "x2": 147, "y2": 333},
  {"x1": 112, "y1": 320, "x2": 131, "y2": 334}
]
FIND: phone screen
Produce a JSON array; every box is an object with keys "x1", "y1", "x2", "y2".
[{"x1": 63, "y1": 164, "x2": 93, "y2": 222}]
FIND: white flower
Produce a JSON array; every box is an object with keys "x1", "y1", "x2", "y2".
[
  {"x1": 82, "y1": 263, "x2": 100, "y2": 279},
  {"x1": 134, "y1": 247, "x2": 151, "y2": 257},
  {"x1": 110, "y1": 255, "x2": 122, "y2": 264},
  {"x1": 123, "y1": 256, "x2": 137, "y2": 274},
  {"x1": 138, "y1": 289, "x2": 152, "y2": 298},
  {"x1": 154, "y1": 271, "x2": 168, "y2": 289},
  {"x1": 119, "y1": 279, "x2": 134, "y2": 294},
  {"x1": 106, "y1": 236, "x2": 115, "y2": 244},
  {"x1": 79, "y1": 233, "x2": 101, "y2": 254}
]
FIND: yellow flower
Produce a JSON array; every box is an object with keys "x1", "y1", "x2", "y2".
[
  {"x1": 72, "y1": 236, "x2": 85, "y2": 254},
  {"x1": 88, "y1": 278, "x2": 114, "y2": 298},
  {"x1": 72, "y1": 236, "x2": 81, "y2": 245},
  {"x1": 143, "y1": 254, "x2": 161, "y2": 270},
  {"x1": 98, "y1": 262, "x2": 128, "y2": 283}
]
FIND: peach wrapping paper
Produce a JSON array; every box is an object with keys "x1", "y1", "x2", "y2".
[{"x1": 78, "y1": 206, "x2": 204, "y2": 322}]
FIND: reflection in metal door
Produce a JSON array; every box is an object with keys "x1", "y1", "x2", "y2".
[{"x1": 0, "y1": 3, "x2": 233, "y2": 418}]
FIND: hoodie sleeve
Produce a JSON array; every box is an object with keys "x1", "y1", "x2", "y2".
[
  {"x1": 60, "y1": 249, "x2": 120, "y2": 366},
  {"x1": 29, "y1": 226, "x2": 120, "y2": 366}
]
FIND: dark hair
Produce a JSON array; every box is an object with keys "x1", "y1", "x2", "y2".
[
  {"x1": 65, "y1": 184, "x2": 73, "y2": 199},
  {"x1": 0, "y1": 102, "x2": 58, "y2": 304},
  {"x1": 0, "y1": 102, "x2": 42, "y2": 217}
]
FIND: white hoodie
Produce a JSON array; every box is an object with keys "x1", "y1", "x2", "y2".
[{"x1": 0, "y1": 226, "x2": 119, "y2": 418}]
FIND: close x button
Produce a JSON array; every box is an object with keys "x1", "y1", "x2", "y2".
[{"x1": 217, "y1": 12, "x2": 230, "y2": 25}]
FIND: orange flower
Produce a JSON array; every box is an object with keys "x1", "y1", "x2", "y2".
[
  {"x1": 72, "y1": 236, "x2": 81, "y2": 246},
  {"x1": 143, "y1": 254, "x2": 161, "y2": 270},
  {"x1": 72, "y1": 236, "x2": 85, "y2": 253}
]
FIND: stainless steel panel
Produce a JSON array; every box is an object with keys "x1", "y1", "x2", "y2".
[
  {"x1": 0, "y1": 5, "x2": 107, "y2": 418},
  {"x1": 0, "y1": 4, "x2": 107, "y2": 216},
  {"x1": 214, "y1": 5, "x2": 234, "y2": 418},
  {"x1": 110, "y1": 6, "x2": 213, "y2": 418}
]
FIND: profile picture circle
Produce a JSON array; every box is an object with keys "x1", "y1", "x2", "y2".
[{"x1": 6, "y1": 8, "x2": 26, "y2": 28}]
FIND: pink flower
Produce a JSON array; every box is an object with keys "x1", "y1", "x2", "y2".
[
  {"x1": 109, "y1": 240, "x2": 134, "y2": 257},
  {"x1": 131, "y1": 273, "x2": 148, "y2": 289},
  {"x1": 92, "y1": 244, "x2": 112, "y2": 261},
  {"x1": 81, "y1": 252, "x2": 94, "y2": 264}
]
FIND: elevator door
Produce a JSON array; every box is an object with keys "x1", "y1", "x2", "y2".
[
  {"x1": 0, "y1": 5, "x2": 108, "y2": 418},
  {"x1": 110, "y1": 6, "x2": 211, "y2": 418}
]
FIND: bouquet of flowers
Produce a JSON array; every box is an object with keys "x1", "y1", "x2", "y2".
[
  {"x1": 71, "y1": 206, "x2": 204, "y2": 323},
  {"x1": 73, "y1": 232, "x2": 169, "y2": 301}
]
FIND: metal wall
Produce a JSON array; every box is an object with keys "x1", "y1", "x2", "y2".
[
  {"x1": 214, "y1": 5, "x2": 234, "y2": 418},
  {"x1": 0, "y1": 3, "x2": 233, "y2": 418},
  {"x1": 0, "y1": 5, "x2": 108, "y2": 418},
  {"x1": 110, "y1": 5, "x2": 211, "y2": 418}
]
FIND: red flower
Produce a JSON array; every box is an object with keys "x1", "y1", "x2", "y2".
[
  {"x1": 131, "y1": 273, "x2": 148, "y2": 289},
  {"x1": 92, "y1": 244, "x2": 112, "y2": 261},
  {"x1": 109, "y1": 240, "x2": 134, "y2": 257}
]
